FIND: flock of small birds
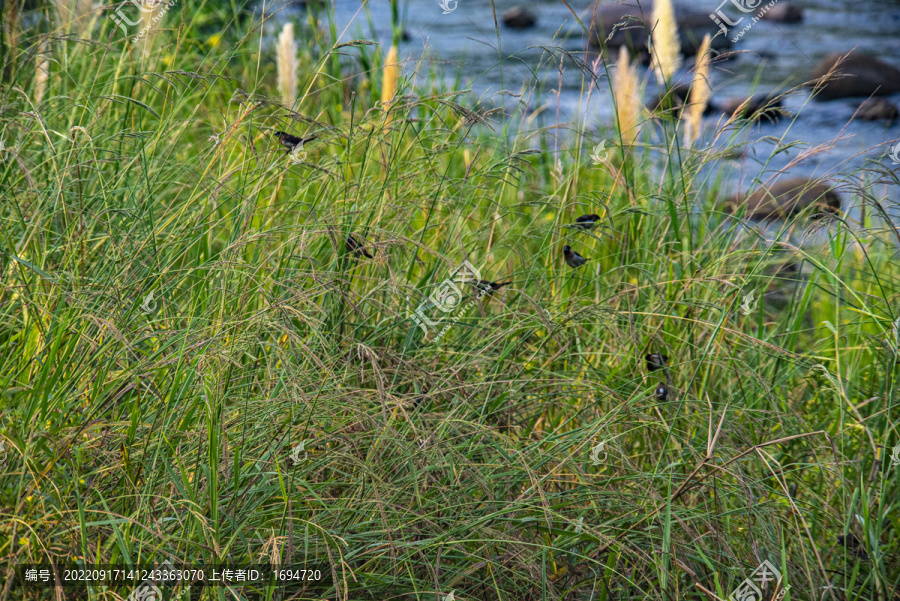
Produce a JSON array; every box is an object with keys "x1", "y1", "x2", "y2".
[
  {"x1": 274, "y1": 129, "x2": 601, "y2": 273},
  {"x1": 277, "y1": 131, "x2": 675, "y2": 407},
  {"x1": 277, "y1": 132, "x2": 879, "y2": 568}
]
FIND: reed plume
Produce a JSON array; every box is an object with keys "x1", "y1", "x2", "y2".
[
  {"x1": 684, "y1": 34, "x2": 712, "y2": 146},
  {"x1": 138, "y1": 0, "x2": 163, "y2": 58},
  {"x1": 34, "y1": 39, "x2": 50, "y2": 104},
  {"x1": 381, "y1": 45, "x2": 400, "y2": 125},
  {"x1": 276, "y1": 22, "x2": 298, "y2": 108},
  {"x1": 54, "y1": 0, "x2": 71, "y2": 31},
  {"x1": 649, "y1": 0, "x2": 681, "y2": 85},
  {"x1": 613, "y1": 46, "x2": 642, "y2": 147},
  {"x1": 75, "y1": 0, "x2": 94, "y2": 37},
  {"x1": 6, "y1": 1, "x2": 21, "y2": 65}
]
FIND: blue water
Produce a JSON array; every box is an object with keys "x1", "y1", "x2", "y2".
[{"x1": 274, "y1": 0, "x2": 900, "y2": 217}]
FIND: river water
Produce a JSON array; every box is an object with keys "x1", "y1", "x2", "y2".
[{"x1": 306, "y1": 0, "x2": 900, "y2": 217}]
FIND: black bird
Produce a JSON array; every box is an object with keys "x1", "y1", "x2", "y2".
[
  {"x1": 474, "y1": 280, "x2": 512, "y2": 295},
  {"x1": 573, "y1": 214, "x2": 601, "y2": 230},
  {"x1": 345, "y1": 234, "x2": 374, "y2": 259},
  {"x1": 273, "y1": 130, "x2": 316, "y2": 154},
  {"x1": 654, "y1": 382, "x2": 668, "y2": 400},
  {"x1": 412, "y1": 387, "x2": 430, "y2": 410},
  {"x1": 836, "y1": 533, "x2": 869, "y2": 561},
  {"x1": 645, "y1": 353, "x2": 668, "y2": 372},
  {"x1": 563, "y1": 245, "x2": 589, "y2": 268}
]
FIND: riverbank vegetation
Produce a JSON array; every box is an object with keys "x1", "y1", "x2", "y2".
[{"x1": 1, "y1": 0, "x2": 898, "y2": 599}]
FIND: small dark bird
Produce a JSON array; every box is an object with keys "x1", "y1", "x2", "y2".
[
  {"x1": 273, "y1": 130, "x2": 316, "y2": 154},
  {"x1": 645, "y1": 353, "x2": 668, "y2": 372},
  {"x1": 474, "y1": 280, "x2": 512, "y2": 295},
  {"x1": 573, "y1": 214, "x2": 601, "y2": 229},
  {"x1": 836, "y1": 533, "x2": 869, "y2": 560},
  {"x1": 412, "y1": 387, "x2": 430, "y2": 410},
  {"x1": 654, "y1": 382, "x2": 668, "y2": 400},
  {"x1": 345, "y1": 234, "x2": 374, "y2": 259},
  {"x1": 563, "y1": 245, "x2": 589, "y2": 268}
]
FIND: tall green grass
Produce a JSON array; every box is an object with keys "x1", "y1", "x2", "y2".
[{"x1": 0, "y1": 0, "x2": 898, "y2": 599}]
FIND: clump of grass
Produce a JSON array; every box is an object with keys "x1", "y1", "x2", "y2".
[{"x1": 0, "y1": 2, "x2": 898, "y2": 601}]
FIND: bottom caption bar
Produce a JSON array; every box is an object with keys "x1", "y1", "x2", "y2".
[{"x1": 13, "y1": 563, "x2": 329, "y2": 591}]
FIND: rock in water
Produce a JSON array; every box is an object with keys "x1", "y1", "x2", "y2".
[
  {"x1": 589, "y1": 1, "x2": 730, "y2": 57},
  {"x1": 809, "y1": 52, "x2": 900, "y2": 100},
  {"x1": 723, "y1": 178, "x2": 841, "y2": 219},
  {"x1": 719, "y1": 94, "x2": 785, "y2": 122},
  {"x1": 648, "y1": 82, "x2": 716, "y2": 118},
  {"x1": 502, "y1": 6, "x2": 537, "y2": 29},
  {"x1": 761, "y1": 2, "x2": 802, "y2": 23},
  {"x1": 856, "y1": 98, "x2": 899, "y2": 123}
]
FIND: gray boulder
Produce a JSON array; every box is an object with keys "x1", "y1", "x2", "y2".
[
  {"x1": 502, "y1": 6, "x2": 537, "y2": 29},
  {"x1": 810, "y1": 52, "x2": 900, "y2": 100},
  {"x1": 718, "y1": 94, "x2": 785, "y2": 122},
  {"x1": 856, "y1": 98, "x2": 899, "y2": 123},
  {"x1": 760, "y1": 2, "x2": 802, "y2": 23},
  {"x1": 723, "y1": 178, "x2": 841, "y2": 219}
]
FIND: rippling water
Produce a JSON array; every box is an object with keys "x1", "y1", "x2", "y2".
[{"x1": 297, "y1": 0, "x2": 900, "y2": 216}]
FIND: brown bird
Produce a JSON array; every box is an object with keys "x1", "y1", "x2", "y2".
[
  {"x1": 563, "y1": 245, "x2": 589, "y2": 268},
  {"x1": 345, "y1": 234, "x2": 374, "y2": 259},
  {"x1": 273, "y1": 130, "x2": 316, "y2": 154}
]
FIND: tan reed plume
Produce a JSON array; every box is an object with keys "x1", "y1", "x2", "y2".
[
  {"x1": 649, "y1": 0, "x2": 681, "y2": 85},
  {"x1": 276, "y1": 22, "x2": 299, "y2": 108},
  {"x1": 54, "y1": 0, "x2": 72, "y2": 31},
  {"x1": 75, "y1": 0, "x2": 94, "y2": 36},
  {"x1": 6, "y1": 2, "x2": 20, "y2": 65},
  {"x1": 34, "y1": 39, "x2": 50, "y2": 104},
  {"x1": 138, "y1": 0, "x2": 163, "y2": 58},
  {"x1": 381, "y1": 45, "x2": 400, "y2": 125},
  {"x1": 613, "y1": 46, "x2": 642, "y2": 147},
  {"x1": 684, "y1": 34, "x2": 712, "y2": 146}
]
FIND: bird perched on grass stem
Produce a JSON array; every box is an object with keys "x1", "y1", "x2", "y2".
[
  {"x1": 836, "y1": 533, "x2": 869, "y2": 561},
  {"x1": 647, "y1": 353, "x2": 674, "y2": 392},
  {"x1": 273, "y1": 130, "x2": 316, "y2": 154},
  {"x1": 345, "y1": 234, "x2": 374, "y2": 259},
  {"x1": 645, "y1": 353, "x2": 668, "y2": 372},
  {"x1": 474, "y1": 280, "x2": 512, "y2": 295},
  {"x1": 572, "y1": 214, "x2": 601, "y2": 230},
  {"x1": 563, "y1": 245, "x2": 589, "y2": 268},
  {"x1": 654, "y1": 382, "x2": 668, "y2": 400}
]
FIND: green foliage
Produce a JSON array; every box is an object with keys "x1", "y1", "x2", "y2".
[{"x1": 0, "y1": 1, "x2": 898, "y2": 599}]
